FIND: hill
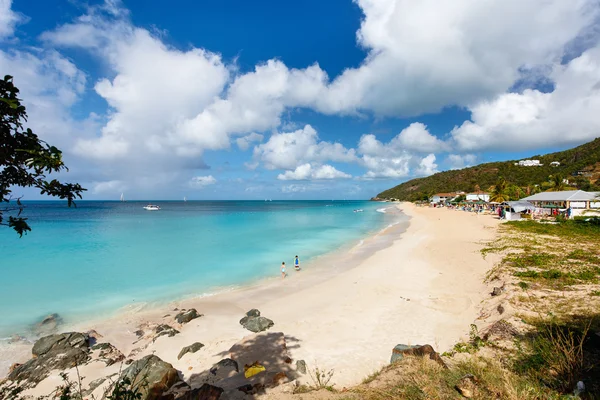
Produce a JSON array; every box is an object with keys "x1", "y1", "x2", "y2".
[{"x1": 377, "y1": 138, "x2": 600, "y2": 201}]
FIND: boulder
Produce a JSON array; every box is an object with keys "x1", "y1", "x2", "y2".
[
  {"x1": 32, "y1": 313, "x2": 62, "y2": 337},
  {"x1": 91, "y1": 342, "x2": 125, "y2": 366},
  {"x1": 117, "y1": 355, "x2": 181, "y2": 400},
  {"x1": 178, "y1": 383, "x2": 223, "y2": 400},
  {"x1": 481, "y1": 320, "x2": 519, "y2": 341},
  {"x1": 174, "y1": 309, "x2": 203, "y2": 324},
  {"x1": 296, "y1": 360, "x2": 307, "y2": 374},
  {"x1": 82, "y1": 377, "x2": 107, "y2": 397},
  {"x1": 390, "y1": 344, "x2": 447, "y2": 368},
  {"x1": 455, "y1": 374, "x2": 478, "y2": 398},
  {"x1": 239, "y1": 312, "x2": 274, "y2": 333},
  {"x1": 491, "y1": 287, "x2": 502, "y2": 296},
  {"x1": 177, "y1": 342, "x2": 204, "y2": 360},
  {"x1": 153, "y1": 324, "x2": 180, "y2": 341},
  {"x1": 8, "y1": 332, "x2": 90, "y2": 386},
  {"x1": 209, "y1": 358, "x2": 239, "y2": 380},
  {"x1": 238, "y1": 309, "x2": 262, "y2": 327}
]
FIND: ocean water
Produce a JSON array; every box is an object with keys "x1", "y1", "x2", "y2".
[{"x1": 0, "y1": 200, "x2": 397, "y2": 336}]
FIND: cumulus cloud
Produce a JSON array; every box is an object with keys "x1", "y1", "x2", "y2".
[
  {"x1": 446, "y1": 154, "x2": 478, "y2": 170},
  {"x1": 188, "y1": 175, "x2": 216, "y2": 188},
  {"x1": 236, "y1": 133, "x2": 264, "y2": 151},
  {"x1": 277, "y1": 164, "x2": 351, "y2": 180},
  {"x1": 253, "y1": 125, "x2": 357, "y2": 170},
  {"x1": 92, "y1": 180, "x2": 125, "y2": 195},
  {"x1": 0, "y1": 0, "x2": 23, "y2": 39},
  {"x1": 451, "y1": 45, "x2": 600, "y2": 151}
]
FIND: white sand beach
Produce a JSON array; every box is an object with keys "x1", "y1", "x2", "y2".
[{"x1": 7, "y1": 203, "x2": 502, "y2": 396}]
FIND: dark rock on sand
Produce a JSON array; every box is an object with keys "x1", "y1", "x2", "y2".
[
  {"x1": 177, "y1": 342, "x2": 204, "y2": 360},
  {"x1": 9, "y1": 332, "x2": 90, "y2": 386},
  {"x1": 296, "y1": 360, "x2": 307, "y2": 374},
  {"x1": 209, "y1": 358, "x2": 239, "y2": 380},
  {"x1": 239, "y1": 310, "x2": 274, "y2": 333},
  {"x1": 491, "y1": 287, "x2": 503, "y2": 296},
  {"x1": 91, "y1": 342, "x2": 125, "y2": 366},
  {"x1": 178, "y1": 383, "x2": 223, "y2": 400},
  {"x1": 455, "y1": 374, "x2": 478, "y2": 398},
  {"x1": 174, "y1": 309, "x2": 203, "y2": 324},
  {"x1": 481, "y1": 320, "x2": 519, "y2": 341},
  {"x1": 117, "y1": 355, "x2": 181, "y2": 400},
  {"x1": 32, "y1": 313, "x2": 63, "y2": 337},
  {"x1": 153, "y1": 324, "x2": 180, "y2": 341},
  {"x1": 390, "y1": 344, "x2": 447, "y2": 368}
]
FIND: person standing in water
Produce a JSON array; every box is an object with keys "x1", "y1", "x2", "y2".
[
  {"x1": 281, "y1": 262, "x2": 286, "y2": 279},
  {"x1": 294, "y1": 255, "x2": 300, "y2": 271}
]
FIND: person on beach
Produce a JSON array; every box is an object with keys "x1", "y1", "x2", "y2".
[
  {"x1": 281, "y1": 262, "x2": 286, "y2": 279},
  {"x1": 294, "y1": 255, "x2": 300, "y2": 271}
]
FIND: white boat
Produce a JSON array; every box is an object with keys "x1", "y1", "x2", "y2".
[
  {"x1": 120, "y1": 193, "x2": 125, "y2": 202},
  {"x1": 184, "y1": 196, "x2": 187, "y2": 202},
  {"x1": 143, "y1": 204, "x2": 160, "y2": 211},
  {"x1": 353, "y1": 209, "x2": 364, "y2": 213}
]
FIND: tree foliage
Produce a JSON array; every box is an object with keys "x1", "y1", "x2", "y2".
[
  {"x1": 378, "y1": 137, "x2": 600, "y2": 201},
  {"x1": 0, "y1": 75, "x2": 85, "y2": 236}
]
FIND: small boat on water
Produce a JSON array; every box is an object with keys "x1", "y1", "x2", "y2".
[
  {"x1": 143, "y1": 204, "x2": 161, "y2": 211},
  {"x1": 353, "y1": 209, "x2": 364, "y2": 213},
  {"x1": 120, "y1": 193, "x2": 125, "y2": 202}
]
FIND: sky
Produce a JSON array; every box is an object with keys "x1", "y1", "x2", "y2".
[{"x1": 2, "y1": 0, "x2": 600, "y2": 200}]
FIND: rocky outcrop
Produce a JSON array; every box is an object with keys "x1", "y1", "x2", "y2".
[
  {"x1": 91, "y1": 342, "x2": 125, "y2": 366},
  {"x1": 174, "y1": 309, "x2": 203, "y2": 324},
  {"x1": 209, "y1": 358, "x2": 239, "y2": 381},
  {"x1": 8, "y1": 332, "x2": 90, "y2": 386},
  {"x1": 32, "y1": 314, "x2": 62, "y2": 337},
  {"x1": 239, "y1": 309, "x2": 274, "y2": 333},
  {"x1": 117, "y1": 355, "x2": 181, "y2": 400},
  {"x1": 390, "y1": 344, "x2": 447, "y2": 368},
  {"x1": 153, "y1": 324, "x2": 180, "y2": 341},
  {"x1": 177, "y1": 342, "x2": 204, "y2": 360}
]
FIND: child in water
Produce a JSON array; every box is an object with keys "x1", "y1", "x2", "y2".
[{"x1": 281, "y1": 262, "x2": 286, "y2": 279}]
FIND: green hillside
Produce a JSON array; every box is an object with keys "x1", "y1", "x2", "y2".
[{"x1": 377, "y1": 138, "x2": 600, "y2": 201}]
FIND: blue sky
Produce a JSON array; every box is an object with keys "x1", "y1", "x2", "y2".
[{"x1": 2, "y1": 0, "x2": 600, "y2": 200}]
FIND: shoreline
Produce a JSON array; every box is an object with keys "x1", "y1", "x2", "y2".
[
  {"x1": 5, "y1": 202, "x2": 501, "y2": 395},
  {"x1": 0, "y1": 204, "x2": 408, "y2": 379}
]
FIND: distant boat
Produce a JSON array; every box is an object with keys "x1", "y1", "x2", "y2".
[
  {"x1": 353, "y1": 209, "x2": 364, "y2": 213},
  {"x1": 184, "y1": 196, "x2": 187, "y2": 202},
  {"x1": 143, "y1": 204, "x2": 160, "y2": 211},
  {"x1": 120, "y1": 193, "x2": 125, "y2": 202}
]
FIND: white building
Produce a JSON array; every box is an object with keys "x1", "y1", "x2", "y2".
[
  {"x1": 514, "y1": 159, "x2": 543, "y2": 166},
  {"x1": 430, "y1": 193, "x2": 457, "y2": 204},
  {"x1": 466, "y1": 192, "x2": 490, "y2": 202},
  {"x1": 521, "y1": 190, "x2": 600, "y2": 217},
  {"x1": 550, "y1": 161, "x2": 560, "y2": 167}
]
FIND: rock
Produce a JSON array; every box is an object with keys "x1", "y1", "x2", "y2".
[
  {"x1": 296, "y1": 360, "x2": 307, "y2": 374},
  {"x1": 117, "y1": 354, "x2": 181, "y2": 400},
  {"x1": 455, "y1": 374, "x2": 478, "y2": 398},
  {"x1": 82, "y1": 377, "x2": 107, "y2": 397},
  {"x1": 8, "y1": 363, "x2": 21, "y2": 374},
  {"x1": 497, "y1": 304, "x2": 505, "y2": 314},
  {"x1": 283, "y1": 356, "x2": 292, "y2": 364},
  {"x1": 246, "y1": 309, "x2": 261, "y2": 318},
  {"x1": 134, "y1": 329, "x2": 144, "y2": 338},
  {"x1": 91, "y1": 342, "x2": 125, "y2": 366},
  {"x1": 180, "y1": 383, "x2": 223, "y2": 400},
  {"x1": 481, "y1": 320, "x2": 519, "y2": 341},
  {"x1": 86, "y1": 329, "x2": 103, "y2": 340},
  {"x1": 177, "y1": 342, "x2": 204, "y2": 360},
  {"x1": 160, "y1": 381, "x2": 191, "y2": 399},
  {"x1": 32, "y1": 313, "x2": 63, "y2": 337},
  {"x1": 153, "y1": 324, "x2": 180, "y2": 341},
  {"x1": 174, "y1": 309, "x2": 203, "y2": 324},
  {"x1": 209, "y1": 358, "x2": 239, "y2": 380},
  {"x1": 8, "y1": 332, "x2": 90, "y2": 386},
  {"x1": 240, "y1": 315, "x2": 274, "y2": 333},
  {"x1": 491, "y1": 287, "x2": 502, "y2": 296},
  {"x1": 236, "y1": 382, "x2": 264, "y2": 395},
  {"x1": 390, "y1": 344, "x2": 447, "y2": 368}
]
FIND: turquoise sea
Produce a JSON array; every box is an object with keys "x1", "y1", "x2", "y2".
[{"x1": 0, "y1": 200, "x2": 397, "y2": 336}]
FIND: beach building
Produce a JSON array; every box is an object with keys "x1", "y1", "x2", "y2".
[
  {"x1": 514, "y1": 159, "x2": 543, "y2": 166},
  {"x1": 466, "y1": 192, "x2": 490, "y2": 202},
  {"x1": 521, "y1": 190, "x2": 600, "y2": 217},
  {"x1": 430, "y1": 193, "x2": 457, "y2": 204}
]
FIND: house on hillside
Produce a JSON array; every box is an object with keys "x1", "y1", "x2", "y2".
[
  {"x1": 514, "y1": 159, "x2": 543, "y2": 166},
  {"x1": 550, "y1": 161, "x2": 560, "y2": 167},
  {"x1": 466, "y1": 192, "x2": 490, "y2": 202},
  {"x1": 430, "y1": 193, "x2": 457, "y2": 204},
  {"x1": 521, "y1": 190, "x2": 600, "y2": 217}
]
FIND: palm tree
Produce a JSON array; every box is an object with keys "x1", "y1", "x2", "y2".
[
  {"x1": 546, "y1": 174, "x2": 567, "y2": 192},
  {"x1": 490, "y1": 177, "x2": 510, "y2": 202}
]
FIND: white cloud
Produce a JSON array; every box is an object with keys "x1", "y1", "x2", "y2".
[
  {"x1": 236, "y1": 133, "x2": 264, "y2": 151},
  {"x1": 394, "y1": 123, "x2": 447, "y2": 153},
  {"x1": 277, "y1": 163, "x2": 351, "y2": 180},
  {"x1": 281, "y1": 183, "x2": 326, "y2": 193},
  {"x1": 415, "y1": 154, "x2": 438, "y2": 176},
  {"x1": 0, "y1": 0, "x2": 23, "y2": 39},
  {"x1": 92, "y1": 180, "x2": 125, "y2": 195},
  {"x1": 451, "y1": 45, "x2": 600, "y2": 151},
  {"x1": 188, "y1": 175, "x2": 216, "y2": 188},
  {"x1": 446, "y1": 154, "x2": 478, "y2": 170},
  {"x1": 253, "y1": 125, "x2": 357, "y2": 170}
]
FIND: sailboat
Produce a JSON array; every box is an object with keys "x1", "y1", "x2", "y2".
[
  {"x1": 120, "y1": 193, "x2": 125, "y2": 202},
  {"x1": 184, "y1": 196, "x2": 187, "y2": 202}
]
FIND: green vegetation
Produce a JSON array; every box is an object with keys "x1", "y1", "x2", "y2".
[
  {"x1": 377, "y1": 138, "x2": 600, "y2": 201},
  {"x1": 0, "y1": 75, "x2": 85, "y2": 236}
]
